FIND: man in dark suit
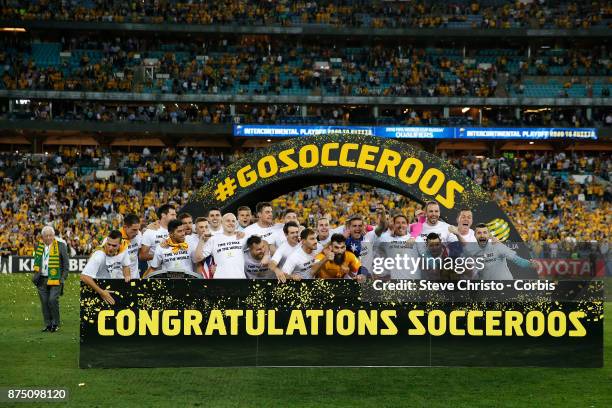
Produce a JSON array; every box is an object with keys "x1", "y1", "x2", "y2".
[{"x1": 32, "y1": 226, "x2": 70, "y2": 333}]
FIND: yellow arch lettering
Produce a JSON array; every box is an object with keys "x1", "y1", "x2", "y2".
[
  {"x1": 321, "y1": 143, "x2": 339, "y2": 166},
  {"x1": 339, "y1": 143, "x2": 358, "y2": 168}
]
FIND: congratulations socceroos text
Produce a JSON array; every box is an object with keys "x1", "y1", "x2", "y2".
[{"x1": 97, "y1": 308, "x2": 587, "y2": 338}]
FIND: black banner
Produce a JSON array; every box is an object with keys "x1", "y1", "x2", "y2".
[
  {"x1": 6, "y1": 256, "x2": 87, "y2": 274},
  {"x1": 80, "y1": 279, "x2": 603, "y2": 368}
]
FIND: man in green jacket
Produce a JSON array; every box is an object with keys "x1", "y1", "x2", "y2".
[{"x1": 33, "y1": 226, "x2": 70, "y2": 333}]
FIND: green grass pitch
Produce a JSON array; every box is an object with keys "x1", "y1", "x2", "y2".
[{"x1": 1, "y1": 274, "x2": 610, "y2": 407}]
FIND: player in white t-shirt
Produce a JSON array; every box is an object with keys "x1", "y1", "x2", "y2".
[
  {"x1": 359, "y1": 204, "x2": 389, "y2": 275},
  {"x1": 202, "y1": 213, "x2": 247, "y2": 279},
  {"x1": 194, "y1": 217, "x2": 210, "y2": 238},
  {"x1": 465, "y1": 224, "x2": 538, "y2": 280},
  {"x1": 270, "y1": 221, "x2": 300, "y2": 281},
  {"x1": 443, "y1": 208, "x2": 479, "y2": 268},
  {"x1": 80, "y1": 230, "x2": 132, "y2": 305},
  {"x1": 415, "y1": 201, "x2": 458, "y2": 243},
  {"x1": 454, "y1": 208, "x2": 476, "y2": 242},
  {"x1": 139, "y1": 203, "x2": 176, "y2": 267},
  {"x1": 315, "y1": 217, "x2": 331, "y2": 253},
  {"x1": 207, "y1": 208, "x2": 224, "y2": 236},
  {"x1": 146, "y1": 219, "x2": 206, "y2": 277},
  {"x1": 194, "y1": 217, "x2": 216, "y2": 278},
  {"x1": 343, "y1": 205, "x2": 388, "y2": 276},
  {"x1": 119, "y1": 214, "x2": 143, "y2": 279},
  {"x1": 330, "y1": 224, "x2": 347, "y2": 237},
  {"x1": 179, "y1": 212, "x2": 200, "y2": 248},
  {"x1": 373, "y1": 214, "x2": 420, "y2": 279},
  {"x1": 236, "y1": 206, "x2": 252, "y2": 232},
  {"x1": 282, "y1": 228, "x2": 318, "y2": 281},
  {"x1": 243, "y1": 202, "x2": 277, "y2": 248},
  {"x1": 244, "y1": 235, "x2": 274, "y2": 279},
  {"x1": 270, "y1": 208, "x2": 302, "y2": 248}
]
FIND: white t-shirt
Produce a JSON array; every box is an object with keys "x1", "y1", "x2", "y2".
[
  {"x1": 141, "y1": 227, "x2": 169, "y2": 266},
  {"x1": 373, "y1": 233, "x2": 420, "y2": 279},
  {"x1": 209, "y1": 226, "x2": 223, "y2": 236},
  {"x1": 315, "y1": 241, "x2": 327, "y2": 255},
  {"x1": 202, "y1": 233, "x2": 247, "y2": 279},
  {"x1": 417, "y1": 221, "x2": 458, "y2": 243},
  {"x1": 464, "y1": 242, "x2": 517, "y2": 280},
  {"x1": 82, "y1": 250, "x2": 130, "y2": 279},
  {"x1": 459, "y1": 228, "x2": 476, "y2": 242},
  {"x1": 150, "y1": 240, "x2": 198, "y2": 275},
  {"x1": 282, "y1": 246, "x2": 315, "y2": 279},
  {"x1": 317, "y1": 234, "x2": 331, "y2": 246},
  {"x1": 369, "y1": 230, "x2": 389, "y2": 275},
  {"x1": 244, "y1": 251, "x2": 274, "y2": 279},
  {"x1": 330, "y1": 226, "x2": 346, "y2": 236},
  {"x1": 243, "y1": 222, "x2": 277, "y2": 245},
  {"x1": 359, "y1": 230, "x2": 378, "y2": 274},
  {"x1": 271, "y1": 241, "x2": 299, "y2": 268},
  {"x1": 124, "y1": 231, "x2": 142, "y2": 279},
  {"x1": 185, "y1": 233, "x2": 200, "y2": 248},
  {"x1": 270, "y1": 229, "x2": 287, "y2": 249},
  {"x1": 184, "y1": 234, "x2": 203, "y2": 275}
]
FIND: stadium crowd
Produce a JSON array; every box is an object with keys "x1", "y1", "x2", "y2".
[
  {"x1": 2, "y1": 0, "x2": 610, "y2": 29},
  {"x1": 7, "y1": 102, "x2": 235, "y2": 124},
  {"x1": 5, "y1": 101, "x2": 611, "y2": 128},
  {"x1": 0, "y1": 148, "x2": 609, "y2": 259},
  {"x1": 2, "y1": 35, "x2": 610, "y2": 98}
]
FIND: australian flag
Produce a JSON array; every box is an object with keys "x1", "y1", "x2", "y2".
[{"x1": 346, "y1": 236, "x2": 363, "y2": 257}]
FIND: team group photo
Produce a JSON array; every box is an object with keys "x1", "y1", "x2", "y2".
[{"x1": 0, "y1": 0, "x2": 610, "y2": 405}]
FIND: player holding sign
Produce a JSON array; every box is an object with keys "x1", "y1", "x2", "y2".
[
  {"x1": 145, "y1": 220, "x2": 206, "y2": 277},
  {"x1": 243, "y1": 202, "x2": 277, "y2": 248},
  {"x1": 244, "y1": 235, "x2": 274, "y2": 279},
  {"x1": 342, "y1": 205, "x2": 387, "y2": 275},
  {"x1": 269, "y1": 221, "x2": 300, "y2": 281},
  {"x1": 281, "y1": 228, "x2": 318, "y2": 281},
  {"x1": 139, "y1": 204, "x2": 176, "y2": 267},
  {"x1": 418, "y1": 201, "x2": 458, "y2": 243},
  {"x1": 80, "y1": 230, "x2": 132, "y2": 305},
  {"x1": 119, "y1": 214, "x2": 142, "y2": 279},
  {"x1": 466, "y1": 223, "x2": 538, "y2": 280},
  {"x1": 202, "y1": 213, "x2": 247, "y2": 279},
  {"x1": 312, "y1": 233, "x2": 364, "y2": 281},
  {"x1": 373, "y1": 213, "x2": 420, "y2": 279},
  {"x1": 315, "y1": 217, "x2": 331, "y2": 252}
]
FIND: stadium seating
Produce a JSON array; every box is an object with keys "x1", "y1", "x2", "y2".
[
  {"x1": 0, "y1": 1, "x2": 610, "y2": 260},
  {"x1": 2, "y1": 36, "x2": 610, "y2": 99},
  {"x1": 2, "y1": 0, "x2": 610, "y2": 29}
]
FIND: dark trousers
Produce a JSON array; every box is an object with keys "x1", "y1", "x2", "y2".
[{"x1": 37, "y1": 277, "x2": 62, "y2": 327}]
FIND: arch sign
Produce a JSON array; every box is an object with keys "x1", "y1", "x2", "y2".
[
  {"x1": 80, "y1": 135, "x2": 603, "y2": 369},
  {"x1": 182, "y1": 134, "x2": 519, "y2": 242}
]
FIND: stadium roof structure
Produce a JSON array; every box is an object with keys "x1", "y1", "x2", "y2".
[
  {"x1": 565, "y1": 142, "x2": 612, "y2": 151},
  {"x1": 110, "y1": 138, "x2": 166, "y2": 147},
  {"x1": 4, "y1": 19, "x2": 610, "y2": 39},
  {"x1": 1, "y1": 90, "x2": 609, "y2": 108},
  {"x1": 500, "y1": 141, "x2": 554, "y2": 151},
  {"x1": 436, "y1": 141, "x2": 488, "y2": 151},
  {"x1": 42, "y1": 135, "x2": 98, "y2": 146}
]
